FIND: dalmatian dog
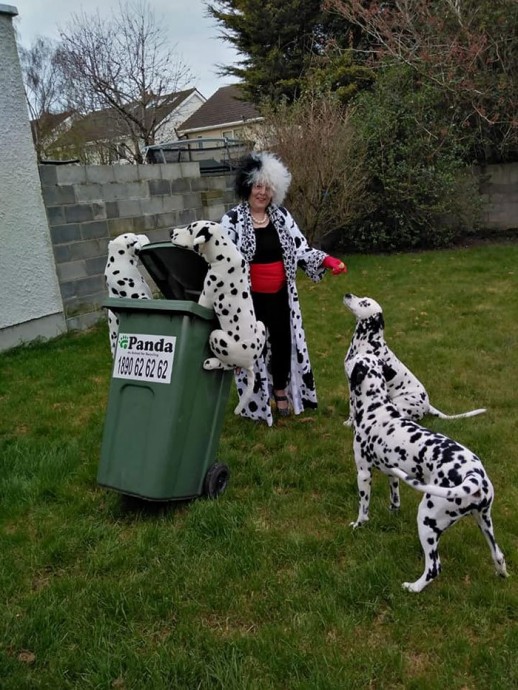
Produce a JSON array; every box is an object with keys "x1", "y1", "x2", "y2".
[
  {"x1": 346, "y1": 352, "x2": 508, "y2": 592},
  {"x1": 170, "y1": 221, "x2": 266, "y2": 415},
  {"x1": 343, "y1": 293, "x2": 486, "y2": 426},
  {"x1": 104, "y1": 233, "x2": 152, "y2": 356}
]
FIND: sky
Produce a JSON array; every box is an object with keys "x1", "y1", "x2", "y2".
[{"x1": 12, "y1": 0, "x2": 240, "y2": 99}]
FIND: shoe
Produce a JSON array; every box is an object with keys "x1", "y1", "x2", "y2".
[{"x1": 274, "y1": 393, "x2": 290, "y2": 417}]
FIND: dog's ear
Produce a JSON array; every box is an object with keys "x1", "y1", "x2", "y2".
[
  {"x1": 193, "y1": 225, "x2": 213, "y2": 246},
  {"x1": 382, "y1": 363, "x2": 397, "y2": 381},
  {"x1": 372, "y1": 312, "x2": 385, "y2": 330},
  {"x1": 350, "y1": 360, "x2": 368, "y2": 389}
]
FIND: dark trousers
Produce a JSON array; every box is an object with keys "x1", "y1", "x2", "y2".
[{"x1": 252, "y1": 284, "x2": 291, "y2": 390}]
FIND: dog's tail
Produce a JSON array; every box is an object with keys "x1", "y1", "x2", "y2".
[
  {"x1": 389, "y1": 467, "x2": 482, "y2": 499},
  {"x1": 428, "y1": 405, "x2": 486, "y2": 420},
  {"x1": 234, "y1": 367, "x2": 255, "y2": 415}
]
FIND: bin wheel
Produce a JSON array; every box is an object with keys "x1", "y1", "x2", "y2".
[{"x1": 204, "y1": 463, "x2": 230, "y2": 499}]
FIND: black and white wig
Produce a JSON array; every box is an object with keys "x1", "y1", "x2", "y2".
[{"x1": 234, "y1": 152, "x2": 292, "y2": 206}]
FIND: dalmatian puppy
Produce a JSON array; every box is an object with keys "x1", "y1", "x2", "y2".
[
  {"x1": 347, "y1": 352, "x2": 508, "y2": 592},
  {"x1": 343, "y1": 293, "x2": 486, "y2": 426},
  {"x1": 104, "y1": 233, "x2": 152, "y2": 356},
  {"x1": 170, "y1": 221, "x2": 266, "y2": 415}
]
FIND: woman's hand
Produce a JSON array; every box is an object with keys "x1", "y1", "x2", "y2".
[{"x1": 322, "y1": 256, "x2": 347, "y2": 275}]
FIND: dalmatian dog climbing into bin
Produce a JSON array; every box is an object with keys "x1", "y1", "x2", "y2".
[
  {"x1": 170, "y1": 220, "x2": 266, "y2": 415},
  {"x1": 104, "y1": 233, "x2": 152, "y2": 356}
]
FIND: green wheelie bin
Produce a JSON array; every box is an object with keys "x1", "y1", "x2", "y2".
[{"x1": 98, "y1": 245, "x2": 233, "y2": 502}]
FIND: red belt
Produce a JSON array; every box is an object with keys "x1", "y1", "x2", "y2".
[{"x1": 250, "y1": 261, "x2": 286, "y2": 293}]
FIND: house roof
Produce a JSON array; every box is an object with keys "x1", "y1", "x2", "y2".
[
  {"x1": 177, "y1": 84, "x2": 262, "y2": 134},
  {"x1": 30, "y1": 110, "x2": 73, "y2": 139},
  {"x1": 52, "y1": 88, "x2": 202, "y2": 146}
]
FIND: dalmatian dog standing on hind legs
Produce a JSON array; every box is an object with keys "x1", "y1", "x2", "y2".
[
  {"x1": 346, "y1": 352, "x2": 508, "y2": 592},
  {"x1": 170, "y1": 220, "x2": 266, "y2": 415},
  {"x1": 343, "y1": 293, "x2": 486, "y2": 426},
  {"x1": 104, "y1": 233, "x2": 152, "y2": 356}
]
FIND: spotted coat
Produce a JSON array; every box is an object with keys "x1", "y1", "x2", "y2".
[{"x1": 221, "y1": 203, "x2": 327, "y2": 426}]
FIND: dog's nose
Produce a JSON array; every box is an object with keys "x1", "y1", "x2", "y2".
[
  {"x1": 344, "y1": 293, "x2": 352, "y2": 299},
  {"x1": 169, "y1": 228, "x2": 176, "y2": 239}
]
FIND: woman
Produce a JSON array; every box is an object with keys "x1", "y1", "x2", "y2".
[{"x1": 220, "y1": 151, "x2": 347, "y2": 426}]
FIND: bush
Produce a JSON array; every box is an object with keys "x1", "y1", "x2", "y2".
[
  {"x1": 340, "y1": 64, "x2": 482, "y2": 252},
  {"x1": 260, "y1": 93, "x2": 368, "y2": 248}
]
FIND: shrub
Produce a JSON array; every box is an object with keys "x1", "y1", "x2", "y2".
[
  {"x1": 341, "y1": 64, "x2": 482, "y2": 252},
  {"x1": 260, "y1": 92, "x2": 369, "y2": 248}
]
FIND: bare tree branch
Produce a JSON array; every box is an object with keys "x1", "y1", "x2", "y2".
[{"x1": 56, "y1": 0, "x2": 194, "y2": 162}]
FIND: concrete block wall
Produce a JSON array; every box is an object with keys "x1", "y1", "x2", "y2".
[
  {"x1": 475, "y1": 162, "x2": 518, "y2": 231},
  {"x1": 39, "y1": 162, "x2": 236, "y2": 332}
]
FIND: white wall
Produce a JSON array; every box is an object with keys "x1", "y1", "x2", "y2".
[
  {"x1": 0, "y1": 5, "x2": 65, "y2": 352},
  {"x1": 158, "y1": 91, "x2": 206, "y2": 144}
]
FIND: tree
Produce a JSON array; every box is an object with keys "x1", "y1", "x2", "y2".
[
  {"x1": 261, "y1": 91, "x2": 369, "y2": 246},
  {"x1": 56, "y1": 0, "x2": 193, "y2": 163},
  {"x1": 18, "y1": 37, "x2": 67, "y2": 160},
  {"x1": 344, "y1": 63, "x2": 481, "y2": 252},
  {"x1": 205, "y1": 0, "x2": 360, "y2": 104},
  {"x1": 324, "y1": 0, "x2": 518, "y2": 162}
]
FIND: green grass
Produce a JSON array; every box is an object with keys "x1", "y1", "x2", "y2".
[{"x1": 1, "y1": 242, "x2": 517, "y2": 689}]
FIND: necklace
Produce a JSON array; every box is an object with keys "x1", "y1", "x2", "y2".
[{"x1": 251, "y1": 212, "x2": 268, "y2": 225}]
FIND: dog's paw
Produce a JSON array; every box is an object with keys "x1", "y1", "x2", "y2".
[
  {"x1": 402, "y1": 581, "x2": 424, "y2": 593},
  {"x1": 349, "y1": 519, "x2": 367, "y2": 529},
  {"x1": 203, "y1": 357, "x2": 224, "y2": 370},
  {"x1": 343, "y1": 417, "x2": 353, "y2": 428},
  {"x1": 496, "y1": 559, "x2": 509, "y2": 578}
]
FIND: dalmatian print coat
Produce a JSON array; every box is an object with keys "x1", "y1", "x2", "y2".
[{"x1": 220, "y1": 202, "x2": 327, "y2": 426}]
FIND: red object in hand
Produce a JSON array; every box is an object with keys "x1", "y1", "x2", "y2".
[{"x1": 322, "y1": 255, "x2": 347, "y2": 275}]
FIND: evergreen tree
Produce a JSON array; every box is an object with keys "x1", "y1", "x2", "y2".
[{"x1": 205, "y1": 0, "x2": 358, "y2": 104}]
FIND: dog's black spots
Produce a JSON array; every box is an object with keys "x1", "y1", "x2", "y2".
[
  {"x1": 242, "y1": 291, "x2": 249, "y2": 299},
  {"x1": 230, "y1": 288, "x2": 238, "y2": 296},
  {"x1": 448, "y1": 468, "x2": 462, "y2": 484},
  {"x1": 216, "y1": 254, "x2": 225, "y2": 261},
  {"x1": 423, "y1": 515, "x2": 439, "y2": 531},
  {"x1": 117, "y1": 249, "x2": 125, "y2": 255},
  {"x1": 409, "y1": 432, "x2": 423, "y2": 443},
  {"x1": 119, "y1": 291, "x2": 127, "y2": 297}
]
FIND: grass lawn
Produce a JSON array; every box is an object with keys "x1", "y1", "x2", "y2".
[{"x1": 1, "y1": 242, "x2": 517, "y2": 689}]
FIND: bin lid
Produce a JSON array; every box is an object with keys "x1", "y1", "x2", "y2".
[{"x1": 138, "y1": 242, "x2": 207, "y2": 301}]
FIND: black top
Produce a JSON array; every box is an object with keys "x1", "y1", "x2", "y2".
[{"x1": 251, "y1": 222, "x2": 283, "y2": 263}]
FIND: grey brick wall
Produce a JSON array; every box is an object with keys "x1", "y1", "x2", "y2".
[
  {"x1": 475, "y1": 162, "x2": 518, "y2": 232},
  {"x1": 39, "y1": 162, "x2": 236, "y2": 332}
]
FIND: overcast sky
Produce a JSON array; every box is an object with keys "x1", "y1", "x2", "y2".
[{"x1": 12, "y1": 0, "x2": 240, "y2": 99}]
